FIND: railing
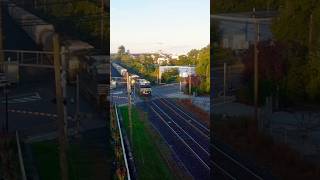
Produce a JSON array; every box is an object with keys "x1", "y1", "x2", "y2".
[
  {"x1": 16, "y1": 131, "x2": 27, "y2": 180},
  {"x1": 114, "y1": 105, "x2": 131, "y2": 180}
]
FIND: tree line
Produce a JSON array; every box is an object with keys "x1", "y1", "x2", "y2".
[
  {"x1": 211, "y1": 0, "x2": 281, "y2": 13},
  {"x1": 25, "y1": 0, "x2": 109, "y2": 50},
  {"x1": 213, "y1": 0, "x2": 320, "y2": 105},
  {"x1": 113, "y1": 45, "x2": 210, "y2": 94}
]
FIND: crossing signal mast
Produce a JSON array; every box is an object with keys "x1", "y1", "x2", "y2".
[
  {"x1": 252, "y1": 8, "x2": 261, "y2": 129},
  {"x1": 126, "y1": 72, "x2": 133, "y2": 145}
]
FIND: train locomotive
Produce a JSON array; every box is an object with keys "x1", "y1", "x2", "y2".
[
  {"x1": 136, "y1": 83, "x2": 152, "y2": 96},
  {"x1": 79, "y1": 54, "x2": 109, "y2": 111}
]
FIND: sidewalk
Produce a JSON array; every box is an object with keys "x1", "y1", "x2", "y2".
[
  {"x1": 213, "y1": 102, "x2": 254, "y2": 117},
  {"x1": 153, "y1": 83, "x2": 210, "y2": 112},
  {"x1": 213, "y1": 101, "x2": 320, "y2": 164},
  {"x1": 157, "y1": 91, "x2": 210, "y2": 112}
]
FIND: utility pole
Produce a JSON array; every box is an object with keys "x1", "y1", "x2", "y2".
[
  {"x1": 158, "y1": 65, "x2": 161, "y2": 84},
  {"x1": 44, "y1": 0, "x2": 47, "y2": 13},
  {"x1": 61, "y1": 46, "x2": 68, "y2": 136},
  {"x1": 126, "y1": 72, "x2": 132, "y2": 145},
  {"x1": 223, "y1": 62, "x2": 227, "y2": 103},
  {"x1": 188, "y1": 74, "x2": 191, "y2": 95},
  {"x1": 157, "y1": 65, "x2": 159, "y2": 84},
  {"x1": 100, "y1": 0, "x2": 104, "y2": 49},
  {"x1": 53, "y1": 34, "x2": 69, "y2": 180},
  {"x1": 75, "y1": 74, "x2": 80, "y2": 137},
  {"x1": 4, "y1": 84, "x2": 8, "y2": 133},
  {"x1": 308, "y1": 13, "x2": 314, "y2": 54},
  {"x1": 0, "y1": 1, "x2": 4, "y2": 72},
  {"x1": 34, "y1": 0, "x2": 37, "y2": 9},
  {"x1": 253, "y1": 8, "x2": 260, "y2": 128},
  {"x1": 309, "y1": 0, "x2": 316, "y2": 55},
  {"x1": 179, "y1": 77, "x2": 182, "y2": 92},
  {"x1": 188, "y1": 64, "x2": 192, "y2": 95}
]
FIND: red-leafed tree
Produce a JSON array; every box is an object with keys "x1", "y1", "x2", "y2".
[{"x1": 242, "y1": 40, "x2": 287, "y2": 105}]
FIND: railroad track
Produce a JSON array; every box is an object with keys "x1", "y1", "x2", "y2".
[
  {"x1": 146, "y1": 95, "x2": 210, "y2": 179},
  {"x1": 211, "y1": 141, "x2": 265, "y2": 180},
  {"x1": 150, "y1": 93, "x2": 266, "y2": 180}
]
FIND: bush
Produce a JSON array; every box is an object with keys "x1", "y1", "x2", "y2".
[{"x1": 161, "y1": 68, "x2": 179, "y2": 83}]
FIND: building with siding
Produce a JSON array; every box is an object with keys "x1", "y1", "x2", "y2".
[{"x1": 212, "y1": 11, "x2": 277, "y2": 50}]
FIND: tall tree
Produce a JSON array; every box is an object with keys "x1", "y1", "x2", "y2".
[
  {"x1": 187, "y1": 49, "x2": 199, "y2": 65},
  {"x1": 196, "y1": 45, "x2": 210, "y2": 93},
  {"x1": 272, "y1": 0, "x2": 320, "y2": 52},
  {"x1": 117, "y1": 45, "x2": 126, "y2": 57},
  {"x1": 212, "y1": 0, "x2": 281, "y2": 13}
]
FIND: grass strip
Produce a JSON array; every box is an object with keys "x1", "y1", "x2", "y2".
[
  {"x1": 119, "y1": 106, "x2": 174, "y2": 180},
  {"x1": 31, "y1": 140, "x2": 92, "y2": 180}
]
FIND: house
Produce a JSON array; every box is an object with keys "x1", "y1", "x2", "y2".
[
  {"x1": 211, "y1": 11, "x2": 277, "y2": 50},
  {"x1": 159, "y1": 66, "x2": 196, "y2": 78}
]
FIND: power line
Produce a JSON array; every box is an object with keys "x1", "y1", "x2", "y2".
[
  {"x1": 5, "y1": 0, "x2": 102, "y2": 8},
  {"x1": 8, "y1": 10, "x2": 108, "y2": 26},
  {"x1": 12, "y1": 17, "x2": 108, "y2": 27}
]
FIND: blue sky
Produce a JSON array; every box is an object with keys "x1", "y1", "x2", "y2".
[{"x1": 110, "y1": 0, "x2": 210, "y2": 54}]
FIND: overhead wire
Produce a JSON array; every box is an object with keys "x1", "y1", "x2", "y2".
[{"x1": 6, "y1": 2, "x2": 109, "y2": 26}]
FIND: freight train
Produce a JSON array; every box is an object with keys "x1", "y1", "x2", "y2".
[
  {"x1": 79, "y1": 54, "x2": 109, "y2": 110},
  {"x1": 6, "y1": 2, "x2": 109, "y2": 110},
  {"x1": 7, "y1": 2, "x2": 94, "y2": 83},
  {"x1": 111, "y1": 62, "x2": 152, "y2": 96}
]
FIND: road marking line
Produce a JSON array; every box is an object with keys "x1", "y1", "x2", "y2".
[
  {"x1": 20, "y1": 97, "x2": 40, "y2": 101},
  {"x1": 1, "y1": 92, "x2": 42, "y2": 104},
  {"x1": 8, "y1": 109, "x2": 73, "y2": 120}
]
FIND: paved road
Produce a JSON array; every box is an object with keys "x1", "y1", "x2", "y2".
[{"x1": 0, "y1": 67, "x2": 106, "y2": 136}]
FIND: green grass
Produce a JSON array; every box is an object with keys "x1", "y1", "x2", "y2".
[
  {"x1": 0, "y1": 137, "x2": 21, "y2": 179},
  {"x1": 119, "y1": 106, "x2": 174, "y2": 180},
  {"x1": 32, "y1": 141, "x2": 62, "y2": 180},
  {"x1": 31, "y1": 141, "x2": 92, "y2": 180}
]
